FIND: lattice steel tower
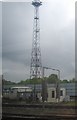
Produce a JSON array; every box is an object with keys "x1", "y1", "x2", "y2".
[{"x1": 30, "y1": 0, "x2": 42, "y2": 79}]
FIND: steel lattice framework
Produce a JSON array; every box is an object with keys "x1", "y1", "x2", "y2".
[{"x1": 30, "y1": 0, "x2": 42, "y2": 79}]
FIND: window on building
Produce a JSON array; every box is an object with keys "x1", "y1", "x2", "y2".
[
  {"x1": 60, "y1": 90, "x2": 63, "y2": 96},
  {"x1": 11, "y1": 90, "x2": 13, "y2": 93},
  {"x1": 52, "y1": 91, "x2": 55, "y2": 98}
]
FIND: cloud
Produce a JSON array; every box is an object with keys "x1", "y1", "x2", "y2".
[
  {"x1": 3, "y1": 59, "x2": 30, "y2": 82},
  {"x1": 0, "y1": 2, "x2": 2, "y2": 75},
  {"x1": 2, "y1": 1, "x2": 75, "y2": 82}
]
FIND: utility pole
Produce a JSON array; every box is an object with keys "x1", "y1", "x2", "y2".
[
  {"x1": 56, "y1": 69, "x2": 60, "y2": 102},
  {"x1": 42, "y1": 67, "x2": 48, "y2": 102},
  {"x1": 42, "y1": 67, "x2": 60, "y2": 102},
  {"x1": 52, "y1": 69, "x2": 60, "y2": 102}
]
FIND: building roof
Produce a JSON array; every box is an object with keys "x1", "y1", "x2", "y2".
[
  {"x1": 3, "y1": 83, "x2": 77, "y2": 96},
  {"x1": 11, "y1": 86, "x2": 31, "y2": 89},
  {"x1": 27, "y1": 83, "x2": 76, "y2": 96}
]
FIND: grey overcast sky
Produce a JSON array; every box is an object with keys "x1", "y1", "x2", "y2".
[{"x1": 1, "y1": 0, "x2": 75, "y2": 82}]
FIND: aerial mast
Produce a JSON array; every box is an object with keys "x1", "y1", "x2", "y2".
[{"x1": 30, "y1": 0, "x2": 42, "y2": 79}]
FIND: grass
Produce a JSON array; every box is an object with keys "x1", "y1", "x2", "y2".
[
  {"x1": 3, "y1": 97, "x2": 77, "y2": 106},
  {"x1": 59, "y1": 101, "x2": 76, "y2": 106}
]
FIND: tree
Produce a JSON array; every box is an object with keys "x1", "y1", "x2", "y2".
[
  {"x1": 69, "y1": 78, "x2": 76, "y2": 83},
  {"x1": 61, "y1": 79, "x2": 69, "y2": 83},
  {"x1": 47, "y1": 74, "x2": 58, "y2": 83}
]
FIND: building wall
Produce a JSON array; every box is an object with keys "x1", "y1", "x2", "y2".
[
  {"x1": 47, "y1": 87, "x2": 66, "y2": 102},
  {"x1": 47, "y1": 87, "x2": 56, "y2": 102},
  {"x1": 3, "y1": 83, "x2": 76, "y2": 101},
  {"x1": 9, "y1": 87, "x2": 33, "y2": 100},
  {"x1": 60, "y1": 88, "x2": 66, "y2": 102}
]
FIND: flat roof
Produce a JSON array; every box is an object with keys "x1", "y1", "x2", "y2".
[{"x1": 11, "y1": 86, "x2": 32, "y2": 89}]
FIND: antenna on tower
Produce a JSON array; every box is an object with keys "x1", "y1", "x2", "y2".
[{"x1": 30, "y1": 0, "x2": 42, "y2": 79}]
